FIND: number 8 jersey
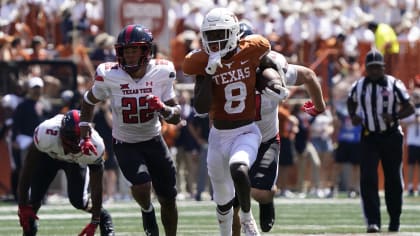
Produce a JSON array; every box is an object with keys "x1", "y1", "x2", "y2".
[
  {"x1": 91, "y1": 60, "x2": 176, "y2": 143},
  {"x1": 183, "y1": 35, "x2": 270, "y2": 121}
]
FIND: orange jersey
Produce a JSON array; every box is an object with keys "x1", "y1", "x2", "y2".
[{"x1": 183, "y1": 35, "x2": 270, "y2": 121}]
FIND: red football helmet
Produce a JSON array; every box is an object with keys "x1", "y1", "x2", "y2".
[
  {"x1": 114, "y1": 24, "x2": 154, "y2": 73},
  {"x1": 60, "y1": 109, "x2": 81, "y2": 154}
]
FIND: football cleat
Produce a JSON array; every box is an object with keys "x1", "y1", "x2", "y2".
[
  {"x1": 241, "y1": 216, "x2": 260, "y2": 236},
  {"x1": 99, "y1": 209, "x2": 115, "y2": 236},
  {"x1": 259, "y1": 202, "x2": 275, "y2": 232},
  {"x1": 23, "y1": 218, "x2": 38, "y2": 236}
]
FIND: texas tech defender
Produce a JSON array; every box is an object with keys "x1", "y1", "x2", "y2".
[
  {"x1": 17, "y1": 110, "x2": 114, "y2": 236},
  {"x1": 183, "y1": 8, "x2": 288, "y2": 236},
  {"x1": 79, "y1": 24, "x2": 181, "y2": 236}
]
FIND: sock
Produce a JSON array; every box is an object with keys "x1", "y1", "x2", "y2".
[
  {"x1": 240, "y1": 209, "x2": 253, "y2": 222},
  {"x1": 141, "y1": 204, "x2": 158, "y2": 235},
  {"x1": 216, "y1": 207, "x2": 233, "y2": 236},
  {"x1": 141, "y1": 204, "x2": 154, "y2": 213}
]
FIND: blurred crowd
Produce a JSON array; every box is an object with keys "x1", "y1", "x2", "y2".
[{"x1": 1, "y1": 0, "x2": 420, "y2": 203}]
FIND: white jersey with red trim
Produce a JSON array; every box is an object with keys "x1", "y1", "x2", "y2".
[
  {"x1": 91, "y1": 59, "x2": 177, "y2": 143},
  {"x1": 33, "y1": 114, "x2": 105, "y2": 165},
  {"x1": 256, "y1": 51, "x2": 298, "y2": 142}
]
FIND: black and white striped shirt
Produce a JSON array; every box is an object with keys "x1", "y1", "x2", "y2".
[{"x1": 348, "y1": 75, "x2": 410, "y2": 133}]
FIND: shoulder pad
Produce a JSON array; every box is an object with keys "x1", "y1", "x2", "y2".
[
  {"x1": 183, "y1": 50, "x2": 208, "y2": 76},
  {"x1": 95, "y1": 62, "x2": 119, "y2": 81},
  {"x1": 241, "y1": 35, "x2": 270, "y2": 51},
  {"x1": 267, "y1": 51, "x2": 288, "y2": 73}
]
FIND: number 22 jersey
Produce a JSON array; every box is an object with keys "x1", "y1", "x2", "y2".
[{"x1": 91, "y1": 60, "x2": 177, "y2": 143}]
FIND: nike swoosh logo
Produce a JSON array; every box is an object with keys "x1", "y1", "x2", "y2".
[{"x1": 241, "y1": 60, "x2": 249, "y2": 65}]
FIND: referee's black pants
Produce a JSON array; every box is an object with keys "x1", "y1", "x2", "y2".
[{"x1": 360, "y1": 130, "x2": 403, "y2": 229}]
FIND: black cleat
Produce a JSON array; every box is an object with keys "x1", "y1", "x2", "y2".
[
  {"x1": 142, "y1": 208, "x2": 159, "y2": 236},
  {"x1": 366, "y1": 224, "x2": 380, "y2": 233},
  {"x1": 100, "y1": 209, "x2": 115, "y2": 236},
  {"x1": 259, "y1": 202, "x2": 275, "y2": 232},
  {"x1": 23, "y1": 218, "x2": 38, "y2": 236}
]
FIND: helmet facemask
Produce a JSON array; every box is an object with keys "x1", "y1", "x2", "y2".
[
  {"x1": 202, "y1": 29, "x2": 237, "y2": 57},
  {"x1": 60, "y1": 132, "x2": 81, "y2": 154},
  {"x1": 115, "y1": 43, "x2": 152, "y2": 73}
]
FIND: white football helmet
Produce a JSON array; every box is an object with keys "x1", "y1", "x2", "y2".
[{"x1": 200, "y1": 8, "x2": 240, "y2": 57}]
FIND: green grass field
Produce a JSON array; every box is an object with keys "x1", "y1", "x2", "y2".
[{"x1": 1, "y1": 195, "x2": 420, "y2": 235}]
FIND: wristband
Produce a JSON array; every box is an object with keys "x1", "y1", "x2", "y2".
[
  {"x1": 78, "y1": 122, "x2": 91, "y2": 127},
  {"x1": 84, "y1": 92, "x2": 97, "y2": 106}
]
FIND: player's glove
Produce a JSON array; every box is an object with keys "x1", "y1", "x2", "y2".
[
  {"x1": 301, "y1": 100, "x2": 323, "y2": 117},
  {"x1": 205, "y1": 53, "x2": 222, "y2": 75},
  {"x1": 262, "y1": 86, "x2": 289, "y2": 102},
  {"x1": 79, "y1": 137, "x2": 98, "y2": 156},
  {"x1": 78, "y1": 220, "x2": 99, "y2": 236},
  {"x1": 18, "y1": 205, "x2": 39, "y2": 232},
  {"x1": 146, "y1": 95, "x2": 165, "y2": 111}
]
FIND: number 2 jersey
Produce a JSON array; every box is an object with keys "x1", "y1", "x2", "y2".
[
  {"x1": 91, "y1": 60, "x2": 176, "y2": 143},
  {"x1": 183, "y1": 34, "x2": 270, "y2": 121},
  {"x1": 33, "y1": 114, "x2": 105, "y2": 165}
]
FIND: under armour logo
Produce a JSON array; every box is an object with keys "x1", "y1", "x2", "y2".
[
  {"x1": 120, "y1": 84, "x2": 129, "y2": 89},
  {"x1": 146, "y1": 81, "x2": 153, "y2": 86},
  {"x1": 95, "y1": 75, "x2": 104, "y2": 81}
]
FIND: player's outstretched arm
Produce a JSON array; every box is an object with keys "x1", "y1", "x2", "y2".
[
  {"x1": 88, "y1": 164, "x2": 104, "y2": 220},
  {"x1": 17, "y1": 144, "x2": 43, "y2": 206},
  {"x1": 79, "y1": 90, "x2": 102, "y2": 156},
  {"x1": 79, "y1": 163, "x2": 103, "y2": 236},
  {"x1": 293, "y1": 65, "x2": 326, "y2": 114},
  {"x1": 17, "y1": 144, "x2": 42, "y2": 233}
]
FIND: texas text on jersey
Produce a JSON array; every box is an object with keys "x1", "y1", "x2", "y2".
[
  {"x1": 183, "y1": 34, "x2": 270, "y2": 121},
  {"x1": 91, "y1": 60, "x2": 176, "y2": 143},
  {"x1": 33, "y1": 114, "x2": 105, "y2": 165}
]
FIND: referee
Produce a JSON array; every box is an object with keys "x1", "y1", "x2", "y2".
[{"x1": 347, "y1": 49, "x2": 415, "y2": 233}]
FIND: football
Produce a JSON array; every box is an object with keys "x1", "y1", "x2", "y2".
[{"x1": 255, "y1": 67, "x2": 286, "y2": 94}]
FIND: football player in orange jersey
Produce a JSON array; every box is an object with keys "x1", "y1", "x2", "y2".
[
  {"x1": 230, "y1": 22, "x2": 326, "y2": 235},
  {"x1": 79, "y1": 24, "x2": 181, "y2": 236},
  {"x1": 183, "y1": 8, "x2": 288, "y2": 236}
]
